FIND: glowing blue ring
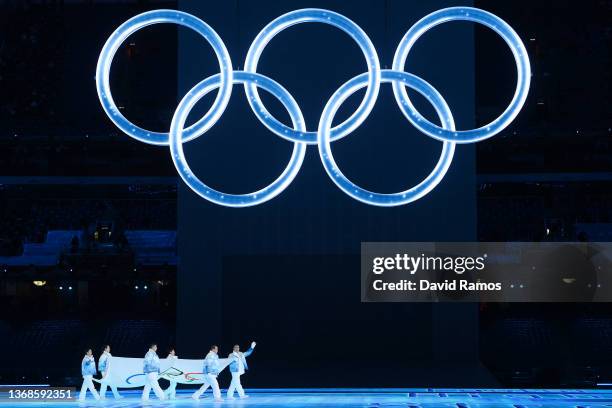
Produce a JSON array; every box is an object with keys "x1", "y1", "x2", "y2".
[
  {"x1": 392, "y1": 7, "x2": 530, "y2": 144},
  {"x1": 96, "y1": 9, "x2": 233, "y2": 146},
  {"x1": 318, "y1": 69, "x2": 455, "y2": 207},
  {"x1": 244, "y1": 8, "x2": 380, "y2": 144},
  {"x1": 170, "y1": 71, "x2": 306, "y2": 207}
]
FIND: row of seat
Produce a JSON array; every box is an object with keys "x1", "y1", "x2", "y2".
[{"x1": 0, "y1": 230, "x2": 177, "y2": 265}]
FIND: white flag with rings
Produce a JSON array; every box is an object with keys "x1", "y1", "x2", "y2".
[{"x1": 93, "y1": 356, "x2": 231, "y2": 388}]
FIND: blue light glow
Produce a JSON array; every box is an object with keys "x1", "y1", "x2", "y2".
[
  {"x1": 318, "y1": 70, "x2": 455, "y2": 207},
  {"x1": 169, "y1": 71, "x2": 306, "y2": 207},
  {"x1": 243, "y1": 8, "x2": 380, "y2": 144},
  {"x1": 95, "y1": 10, "x2": 233, "y2": 146},
  {"x1": 96, "y1": 7, "x2": 530, "y2": 207},
  {"x1": 392, "y1": 7, "x2": 531, "y2": 143},
  {"x1": 23, "y1": 388, "x2": 612, "y2": 407}
]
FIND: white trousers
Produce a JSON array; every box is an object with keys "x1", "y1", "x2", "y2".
[
  {"x1": 227, "y1": 371, "x2": 246, "y2": 398},
  {"x1": 193, "y1": 374, "x2": 221, "y2": 400},
  {"x1": 164, "y1": 380, "x2": 177, "y2": 399},
  {"x1": 99, "y1": 371, "x2": 121, "y2": 399},
  {"x1": 79, "y1": 375, "x2": 100, "y2": 401},
  {"x1": 142, "y1": 372, "x2": 166, "y2": 401}
]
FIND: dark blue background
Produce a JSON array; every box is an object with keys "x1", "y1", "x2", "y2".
[{"x1": 177, "y1": 0, "x2": 483, "y2": 386}]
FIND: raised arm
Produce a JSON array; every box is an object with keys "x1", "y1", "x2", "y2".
[{"x1": 244, "y1": 341, "x2": 256, "y2": 357}]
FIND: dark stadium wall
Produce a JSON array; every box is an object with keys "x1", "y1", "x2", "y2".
[{"x1": 177, "y1": 0, "x2": 486, "y2": 386}]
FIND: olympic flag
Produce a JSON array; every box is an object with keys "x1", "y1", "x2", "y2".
[{"x1": 94, "y1": 356, "x2": 230, "y2": 388}]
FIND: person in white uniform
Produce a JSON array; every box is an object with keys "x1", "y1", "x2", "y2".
[
  {"x1": 164, "y1": 348, "x2": 178, "y2": 399},
  {"x1": 79, "y1": 348, "x2": 100, "y2": 401},
  {"x1": 98, "y1": 344, "x2": 122, "y2": 400},
  {"x1": 141, "y1": 343, "x2": 166, "y2": 401},
  {"x1": 227, "y1": 341, "x2": 256, "y2": 399},
  {"x1": 192, "y1": 345, "x2": 222, "y2": 402}
]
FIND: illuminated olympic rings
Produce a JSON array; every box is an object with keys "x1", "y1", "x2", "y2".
[{"x1": 96, "y1": 7, "x2": 530, "y2": 207}]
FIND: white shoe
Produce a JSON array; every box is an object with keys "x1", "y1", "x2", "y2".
[
  {"x1": 240, "y1": 395, "x2": 249, "y2": 399},
  {"x1": 214, "y1": 398, "x2": 224, "y2": 402},
  {"x1": 227, "y1": 396, "x2": 235, "y2": 400},
  {"x1": 192, "y1": 394, "x2": 200, "y2": 400}
]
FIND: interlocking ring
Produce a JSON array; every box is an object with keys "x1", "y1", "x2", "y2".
[
  {"x1": 96, "y1": 7, "x2": 530, "y2": 207},
  {"x1": 392, "y1": 7, "x2": 531, "y2": 143},
  {"x1": 243, "y1": 8, "x2": 380, "y2": 144},
  {"x1": 170, "y1": 71, "x2": 306, "y2": 207},
  {"x1": 318, "y1": 69, "x2": 455, "y2": 207},
  {"x1": 95, "y1": 9, "x2": 233, "y2": 146}
]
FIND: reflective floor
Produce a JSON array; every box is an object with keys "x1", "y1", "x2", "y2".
[{"x1": 5, "y1": 388, "x2": 612, "y2": 407}]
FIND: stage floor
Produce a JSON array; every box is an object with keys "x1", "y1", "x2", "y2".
[{"x1": 8, "y1": 388, "x2": 612, "y2": 407}]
